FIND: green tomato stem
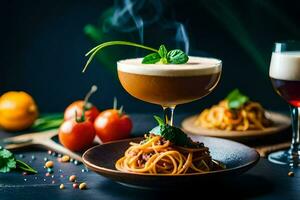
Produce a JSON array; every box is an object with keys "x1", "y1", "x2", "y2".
[
  {"x1": 83, "y1": 41, "x2": 158, "y2": 73},
  {"x1": 75, "y1": 110, "x2": 82, "y2": 123},
  {"x1": 113, "y1": 97, "x2": 117, "y2": 110},
  {"x1": 118, "y1": 105, "x2": 124, "y2": 116},
  {"x1": 84, "y1": 85, "x2": 98, "y2": 106}
]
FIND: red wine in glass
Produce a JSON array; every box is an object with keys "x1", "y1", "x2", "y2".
[
  {"x1": 271, "y1": 78, "x2": 300, "y2": 107},
  {"x1": 268, "y1": 42, "x2": 300, "y2": 166}
]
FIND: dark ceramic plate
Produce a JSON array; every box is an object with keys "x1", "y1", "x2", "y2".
[{"x1": 82, "y1": 136, "x2": 259, "y2": 189}]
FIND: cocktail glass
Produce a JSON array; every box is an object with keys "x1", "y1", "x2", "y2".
[{"x1": 117, "y1": 56, "x2": 222, "y2": 126}]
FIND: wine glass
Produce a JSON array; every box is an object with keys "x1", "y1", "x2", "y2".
[
  {"x1": 269, "y1": 41, "x2": 300, "y2": 166},
  {"x1": 117, "y1": 56, "x2": 222, "y2": 126}
]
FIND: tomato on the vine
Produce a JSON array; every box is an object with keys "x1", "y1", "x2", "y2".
[
  {"x1": 64, "y1": 100, "x2": 99, "y2": 122},
  {"x1": 59, "y1": 85, "x2": 98, "y2": 151},
  {"x1": 94, "y1": 101, "x2": 132, "y2": 143},
  {"x1": 64, "y1": 85, "x2": 99, "y2": 122},
  {"x1": 58, "y1": 118, "x2": 95, "y2": 151}
]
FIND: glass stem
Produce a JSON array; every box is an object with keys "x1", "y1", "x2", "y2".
[
  {"x1": 162, "y1": 106, "x2": 176, "y2": 126},
  {"x1": 289, "y1": 106, "x2": 300, "y2": 159}
]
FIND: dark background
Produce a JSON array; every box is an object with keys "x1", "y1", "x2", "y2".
[{"x1": 1, "y1": 0, "x2": 299, "y2": 115}]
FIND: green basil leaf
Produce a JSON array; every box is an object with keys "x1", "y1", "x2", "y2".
[
  {"x1": 149, "y1": 125, "x2": 160, "y2": 135},
  {"x1": 149, "y1": 116, "x2": 201, "y2": 148},
  {"x1": 142, "y1": 52, "x2": 161, "y2": 64},
  {"x1": 167, "y1": 49, "x2": 189, "y2": 64},
  {"x1": 158, "y1": 45, "x2": 167, "y2": 59},
  {"x1": 153, "y1": 115, "x2": 165, "y2": 126},
  {"x1": 226, "y1": 89, "x2": 249, "y2": 109}
]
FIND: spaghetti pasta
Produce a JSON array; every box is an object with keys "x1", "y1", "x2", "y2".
[
  {"x1": 195, "y1": 100, "x2": 272, "y2": 131},
  {"x1": 115, "y1": 134, "x2": 222, "y2": 174}
]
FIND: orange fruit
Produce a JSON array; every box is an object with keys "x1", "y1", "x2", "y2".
[{"x1": 0, "y1": 91, "x2": 38, "y2": 131}]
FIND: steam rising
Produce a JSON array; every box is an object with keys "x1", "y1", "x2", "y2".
[
  {"x1": 108, "y1": 0, "x2": 145, "y2": 43},
  {"x1": 176, "y1": 23, "x2": 189, "y2": 54},
  {"x1": 104, "y1": 0, "x2": 189, "y2": 53}
]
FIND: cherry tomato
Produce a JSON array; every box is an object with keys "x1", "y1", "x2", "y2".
[
  {"x1": 58, "y1": 119, "x2": 95, "y2": 151},
  {"x1": 94, "y1": 109, "x2": 132, "y2": 143},
  {"x1": 64, "y1": 100, "x2": 99, "y2": 122}
]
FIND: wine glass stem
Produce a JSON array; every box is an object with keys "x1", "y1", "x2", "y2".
[
  {"x1": 162, "y1": 106, "x2": 175, "y2": 126},
  {"x1": 289, "y1": 106, "x2": 300, "y2": 158}
]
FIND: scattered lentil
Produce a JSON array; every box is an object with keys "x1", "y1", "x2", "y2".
[
  {"x1": 45, "y1": 161, "x2": 54, "y2": 168},
  {"x1": 61, "y1": 155, "x2": 70, "y2": 162},
  {"x1": 288, "y1": 171, "x2": 294, "y2": 177},
  {"x1": 69, "y1": 175, "x2": 76, "y2": 182},
  {"x1": 44, "y1": 157, "x2": 48, "y2": 162},
  {"x1": 79, "y1": 183, "x2": 87, "y2": 190},
  {"x1": 31, "y1": 155, "x2": 36, "y2": 160},
  {"x1": 59, "y1": 184, "x2": 65, "y2": 189},
  {"x1": 19, "y1": 154, "x2": 24, "y2": 158},
  {"x1": 45, "y1": 172, "x2": 51, "y2": 177}
]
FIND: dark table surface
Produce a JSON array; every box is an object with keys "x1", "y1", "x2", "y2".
[{"x1": 0, "y1": 113, "x2": 299, "y2": 200}]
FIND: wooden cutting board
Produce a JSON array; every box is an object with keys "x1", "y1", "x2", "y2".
[{"x1": 3, "y1": 129, "x2": 84, "y2": 162}]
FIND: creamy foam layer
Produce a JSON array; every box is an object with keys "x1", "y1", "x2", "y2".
[
  {"x1": 269, "y1": 52, "x2": 300, "y2": 81},
  {"x1": 117, "y1": 56, "x2": 222, "y2": 76}
]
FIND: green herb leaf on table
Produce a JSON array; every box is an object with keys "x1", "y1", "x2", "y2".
[
  {"x1": 150, "y1": 116, "x2": 201, "y2": 148},
  {"x1": 226, "y1": 89, "x2": 249, "y2": 110},
  {"x1": 16, "y1": 160, "x2": 38, "y2": 174},
  {"x1": 31, "y1": 113, "x2": 63, "y2": 132},
  {"x1": 0, "y1": 147, "x2": 37, "y2": 174},
  {"x1": 0, "y1": 147, "x2": 16, "y2": 173}
]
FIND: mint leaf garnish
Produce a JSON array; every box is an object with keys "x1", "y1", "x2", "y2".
[
  {"x1": 142, "y1": 52, "x2": 161, "y2": 64},
  {"x1": 150, "y1": 116, "x2": 201, "y2": 148},
  {"x1": 167, "y1": 49, "x2": 189, "y2": 64},
  {"x1": 226, "y1": 89, "x2": 249, "y2": 110},
  {"x1": 83, "y1": 41, "x2": 189, "y2": 72}
]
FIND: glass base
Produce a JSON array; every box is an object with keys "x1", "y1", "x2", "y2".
[{"x1": 268, "y1": 150, "x2": 300, "y2": 166}]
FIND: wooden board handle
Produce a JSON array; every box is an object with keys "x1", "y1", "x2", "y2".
[{"x1": 40, "y1": 139, "x2": 83, "y2": 162}]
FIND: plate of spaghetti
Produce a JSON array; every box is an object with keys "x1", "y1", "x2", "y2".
[
  {"x1": 182, "y1": 89, "x2": 290, "y2": 140},
  {"x1": 82, "y1": 116, "x2": 259, "y2": 189}
]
